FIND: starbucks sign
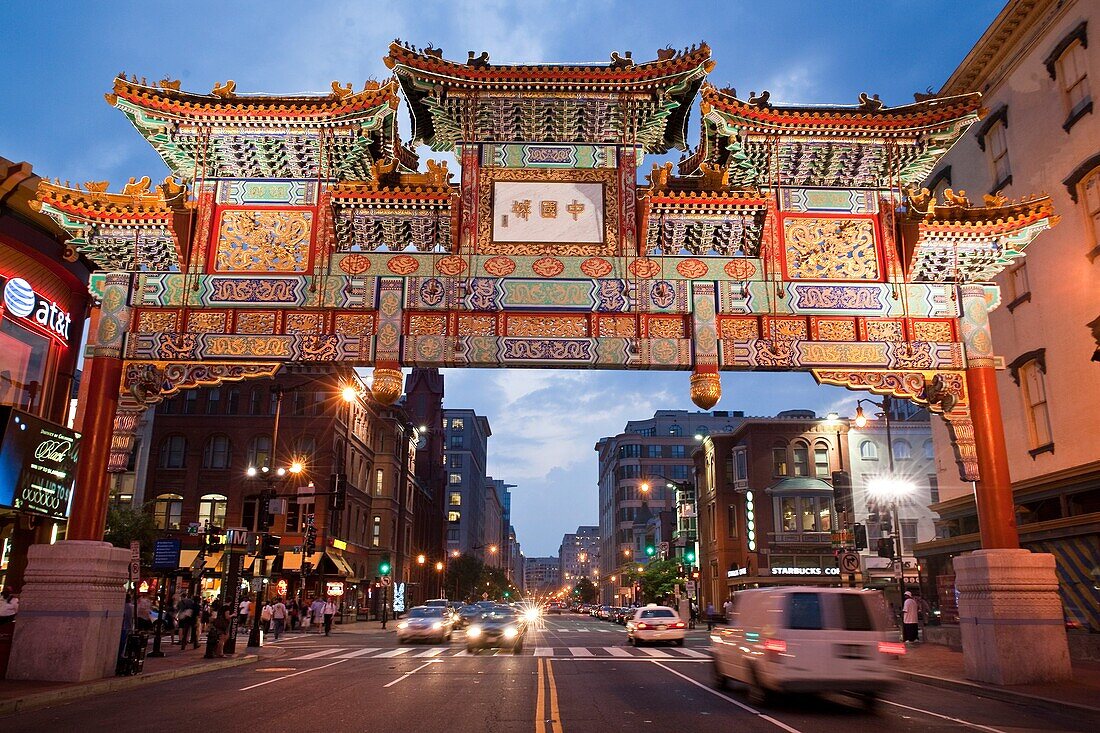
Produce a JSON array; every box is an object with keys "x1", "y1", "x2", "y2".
[{"x1": 0, "y1": 407, "x2": 81, "y2": 519}]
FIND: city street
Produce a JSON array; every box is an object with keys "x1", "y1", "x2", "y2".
[{"x1": 2, "y1": 615, "x2": 1093, "y2": 732}]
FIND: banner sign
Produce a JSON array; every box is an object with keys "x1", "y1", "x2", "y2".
[
  {"x1": 0, "y1": 407, "x2": 80, "y2": 519},
  {"x1": 152, "y1": 538, "x2": 181, "y2": 570},
  {"x1": 1, "y1": 274, "x2": 73, "y2": 344}
]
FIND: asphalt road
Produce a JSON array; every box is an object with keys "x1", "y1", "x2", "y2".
[{"x1": 3, "y1": 614, "x2": 1095, "y2": 732}]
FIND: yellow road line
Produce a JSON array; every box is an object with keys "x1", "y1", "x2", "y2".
[
  {"x1": 546, "y1": 658, "x2": 564, "y2": 733},
  {"x1": 535, "y1": 657, "x2": 546, "y2": 733}
]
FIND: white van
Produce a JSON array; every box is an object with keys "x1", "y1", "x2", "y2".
[{"x1": 710, "y1": 587, "x2": 904, "y2": 710}]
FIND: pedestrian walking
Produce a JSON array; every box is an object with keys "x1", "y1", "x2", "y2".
[
  {"x1": 310, "y1": 596, "x2": 325, "y2": 634},
  {"x1": 199, "y1": 597, "x2": 212, "y2": 635},
  {"x1": 261, "y1": 601, "x2": 273, "y2": 633},
  {"x1": 288, "y1": 601, "x2": 299, "y2": 631},
  {"x1": 238, "y1": 597, "x2": 250, "y2": 628},
  {"x1": 136, "y1": 593, "x2": 153, "y2": 631},
  {"x1": 212, "y1": 606, "x2": 231, "y2": 657},
  {"x1": 0, "y1": 586, "x2": 18, "y2": 625},
  {"x1": 301, "y1": 598, "x2": 312, "y2": 633},
  {"x1": 272, "y1": 598, "x2": 287, "y2": 640},
  {"x1": 323, "y1": 597, "x2": 336, "y2": 636},
  {"x1": 177, "y1": 595, "x2": 199, "y2": 650},
  {"x1": 688, "y1": 602, "x2": 698, "y2": 630},
  {"x1": 902, "y1": 591, "x2": 920, "y2": 643}
]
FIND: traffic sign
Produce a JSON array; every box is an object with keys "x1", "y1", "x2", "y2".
[
  {"x1": 129, "y1": 541, "x2": 140, "y2": 562},
  {"x1": 839, "y1": 551, "x2": 861, "y2": 574},
  {"x1": 128, "y1": 560, "x2": 140, "y2": 579},
  {"x1": 381, "y1": 575, "x2": 392, "y2": 586},
  {"x1": 685, "y1": 581, "x2": 697, "y2": 597}
]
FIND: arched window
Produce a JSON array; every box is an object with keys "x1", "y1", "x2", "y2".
[
  {"x1": 1055, "y1": 34, "x2": 1090, "y2": 121},
  {"x1": 859, "y1": 440, "x2": 878, "y2": 461},
  {"x1": 203, "y1": 435, "x2": 231, "y2": 469},
  {"x1": 791, "y1": 441, "x2": 809, "y2": 476},
  {"x1": 247, "y1": 435, "x2": 272, "y2": 468},
  {"x1": 197, "y1": 493, "x2": 228, "y2": 528},
  {"x1": 923, "y1": 440, "x2": 935, "y2": 460},
  {"x1": 158, "y1": 436, "x2": 187, "y2": 469},
  {"x1": 771, "y1": 443, "x2": 789, "y2": 476},
  {"x1": 153, "y1": 493, "x2": 183, "y2": 530},
  {"x1": 892, "y1": 440, "x2": 913, "y2": 461},
  {"x1": 1019, "y1": 359, "x2": 1053, "y2": 449},
  {"x1": 813, "y1": 442, "x2": 831, "y2": 476},
  {"x1": 294, "y1": 435, "x2": 316, "y2": 457}
]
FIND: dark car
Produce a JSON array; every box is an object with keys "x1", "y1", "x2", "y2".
[
  {"x1": 466, "y1": 606, "x2": 526, "y2": 654},
  {"x1": 455, "y1": 605, "x2": 481, "y2": 629}
]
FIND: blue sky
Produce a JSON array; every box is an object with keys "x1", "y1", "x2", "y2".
[{"x1": 2, "y1": 1, "x2": 1005, "y2": 555}]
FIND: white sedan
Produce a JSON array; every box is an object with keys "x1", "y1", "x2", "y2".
[
  {"x1": 397, "y1": 606, "x2": 454, "y2": 643},
  {"x1": 626, "y1": 605, "x2": 687, "y2": 646}
]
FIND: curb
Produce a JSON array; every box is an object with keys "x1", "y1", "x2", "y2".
[
  {"x1": 0, "y1": 654, "x2": 258, "y2": 716},
  {"x1": 902, "y1": 670, "x2": 1100, "y2": 715}
]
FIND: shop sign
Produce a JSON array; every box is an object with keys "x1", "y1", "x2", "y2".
[
  {"x1": 0, "y1": 407, "x2": 80, "y2": 519},
  {"x1": 1, "y1": 275, "x2": 72, "y2": 343},
  {"x1": 769, "y1": 566, "x2": 841, "y2": 576},
  {"x1": 276, "y1": 579, "x2": 288, "y2": 596},
  {"x1": 152, "y1": 538, "x2": 181, "y2": 570},
  {"x1": 326, "y1": 581, "x2": 345, "y2": 597},
  {"x1": 727, "y1": 567, "x2": 748, "y2": 578}
]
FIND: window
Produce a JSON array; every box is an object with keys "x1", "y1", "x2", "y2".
[
  {"x1": 449, "y1": 473, "x2": 462, "y2": 485},
  {"x1": 800, "y1": 498, "x2": 816, "y2": 531},
  {"x1": 734, "y1": 450, "x2": 747, "y2": 480},
  {"x1": 242, "y1": 499, "x2": 258, "y2": 532},
  {"x1": 707, "y1": 502, "x2": 716, "y2": 541},
  {"x1": 619, "y1": 444, "x2": 642, "y2": 458},
  {"x1": 159, "y1": 436, "x2": 187, "y2": 469},
  {"x1": 247, "y1": 435, "x2": 272, "y2": 468},
  {"x1": 670, "y1": 445, "x2": 686, "y2": 458},
  {"x1": 668, "y1": 425, "x2": 682, "y2": 436},
  {"x1": 225, "y1": 388, "x2": 240, "y2": 414},
  {"x1": 197, "y1": 493, "x2": 227, "y2": 528},
  {"x1": 152, "y1": 493, "x2": 183, "y2": 530},
  {"x1": 183, "y1": 390, "x2": 198, "y2": 414},
  {"x1": 900, "y1": 519, "x2": 918, "y2": 554},
  {"x1": 817, "y1": 497, "x2": 833, "y2": 532},
  {"x1": 372, "y1": 515, "x2": 381, "y2": 546},
  {"x1": 202, "y1": 435, "x2": 231, "y2": 469},
  {"x1": 448, "y1": 511, "x2": 461, "y2": 523},
  {"x1": 781, "y1": 497, "x2": 797, "y2": 531},
  {"x1": 293, "y1": 435, "x2": 316, "y2": 457},
  {"x1": 450, "y1": 418, "x2": 464, "y2": 430},
  {"x1": 206, "y1": 388, "x2": 221, "y2": 414},
  {"x1": 449, "y1": 435, "x2": 464, "y2": 449},
  {"x1": 927, "y1": 474, "x2": 940, "y2": 504},
  {"x1": 838, "y1": 594, "x2": 876, "y2": 631},
  {"x1": 787, "y1": 592, "x2": 824, "y2": 630},
  {"x1": 892, "y1": 440, "x2": 912, "y2": 461},
  {"x1": 859, "y1": 441, "x2": 878, "y2": 461},
  {"x1": 1057, "y1": 39, "x2": 1090, "y2": 119},
  {"x1": 814, "y1": 446, "x2": 830, "y2": 477},
  {"x1": 450, "y1": 455, "x2": 463, "y2": 469},
  {"x1": 792, "y1": 443, "x2": 809, "y2": 476},
  {"x1": 646, "y1": 445, "x2": 662, "y2": 458},
  {"x1": 987, "y1": 119, "x2": 1011, "y2": 188},
  {"x1": 249, "y1": 388, "x2": 263, "y2": 415},
  {"x1": 449, "y1": 492, "x2": 462, "y2": 506},
  {"x1": 1082, "y1": 167, "x2": 1100, "y2": 256},
  {"x1": 772, "y1": 447, "x2": 788, "y2": 476},
  {"x1": 923, "y1": 440, "x2": 935, "y2": 460},
  {"x1": 727, "y1": 505, "x2": 738, "y2": 537},
  {"x1": 1019, "y1": 360, "x2": 1053, "y2": 449},
  {"x1": 376, "y1": 468, "x2": 385, "y2": 495},
  {"x1": 1006, "y1": 263, "x2": 1030, "y2": 311},
  {"x1": 668, "y1": 464, "x2": 690, "y2": 480}
]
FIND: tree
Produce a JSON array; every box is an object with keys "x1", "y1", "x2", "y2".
[
  {"x1": 572, "y1": 577, "x2": 597, "y2": 604},
  {"x1": 639, "y1": 558, "x2": 680, "y2": 604},
  {"x1": 104, "y1": 505, "x2": 159, "y2": 563}
]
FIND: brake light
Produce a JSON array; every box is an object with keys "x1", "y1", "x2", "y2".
[
  {"x1": 636, "y1": 622, "x2": 649, "y2": 629},
  {"x1": 671, "y1": 622, "x2": 686, "y2": 629},
  {"x1": 763, "y1": 639, "x2": 786, "y2": 653},
  {"x1": 878, "y1": 641, "x2": 906, "y2": 656}
]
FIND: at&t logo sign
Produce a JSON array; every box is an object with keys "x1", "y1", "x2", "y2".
[{"x1": 3, "y1": 276, "x2": 72, "y2": 341}]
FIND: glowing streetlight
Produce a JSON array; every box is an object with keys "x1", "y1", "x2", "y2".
[
  {"x1": 639, "y1": 482, "x2": 650, "y2": 494},
  {"x1": 488, "y1": 544, "x2": 498, "y2": 554},
  {"x1": 435, "y1": 561, "x2": 444, "y2": 572},
  {"x1": 247, "y1": 466, "x2": 257, "y2": 477},
  {"x1": 289, "y1": 461, "x2": 303, "y2": 474},
  {"x1": 854, "y1": 405, "x2": 868, "y2": 428},
  {"x1": 417, "y1": 554, "x2": 426, "y2": 565},
  {"x1": 341, "y1": 385, "x2": 358, "y2": 403},
  {"x1": 451, "y1": 550, "x2": 461, "y2": 558}
]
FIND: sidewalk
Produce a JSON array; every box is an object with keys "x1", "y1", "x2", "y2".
[
  {"x1": 899, "y1": 642, "x2": 1100, "y2": 714},
  {"x1": 0, "y1": 632, "x2": 279, "y2": 716}
]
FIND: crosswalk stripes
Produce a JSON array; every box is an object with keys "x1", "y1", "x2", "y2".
[{"x1": 289, "y1": 645, "x2": 710, "y2": 661}]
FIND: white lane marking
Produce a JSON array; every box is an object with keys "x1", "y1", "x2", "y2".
[
  {"x1": 375, "y1": 648, "x2": 412, "y2": 658},
  {"x1": 650, "y1": 660, "x2": 804, "y2": 733},
  {"x1": 414, "y1": 647, "x2": 447, "y2": 657},
  {"x1": 674, "y1": 648, "x2": 709, "y2": 658},
  {"x1": 605, "y1": 647, "x2": 632, "y2": 657},
  {"x1": 335, "y1": 648, "x2": 380, "y2": 658},
  {"x1": 534, "y1": 647, "x2": 553, "y2": 656},
  {"x1": 239, "y1": 659, "x2": 348, "y2": 691},
  {"x1": 638, "y1": 647, "x2": 672, "y2": 657},
  {"x1": 452, "y1": 649, "x2": 471, "y2": 657},
  {"x1": 382, "y1": 660, "x2": 439, "y2": 688},
  {"x1": 879, "y1": 699, "x2": 1007, "y2": 733},
  {"x1": 568, "y1": 647, "x2": 593, "y2": 657},
  {"x1": 289, "y1": 648, "x2": 344, "y2": 660}
]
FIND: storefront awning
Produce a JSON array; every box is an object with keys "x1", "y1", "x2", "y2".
[
  {"x1": 179, "y1": 550, "x2": 201, "y2": 570},
  {"x1": 282, "y1": 551, "x2": 305, "y2": 572},
  {"x1": 327, "y1": 552, "x2": 356, "y2": 579}
]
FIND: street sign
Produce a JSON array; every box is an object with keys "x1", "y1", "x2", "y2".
[
  {"x1": 297, "y1": 486, "x2": 315, "y2": 505},
  {"x1": 152, "y1": 538, "x2": 181, "y2": 570},
  {"x1": 129, "y1": 560, "x2": 140, "y2": 579},
  {"x1": 129, "y1": 541, "x2": 140, "y2": 562},
  {"x1": 381, "y1": 575, "x2": 392, "y2": 586},
  {"x1": 186, "y1": 522, "x2": 201, "y2": 536},
  {"x1": 226, "y1": 527, "x2": 250, "y2": 546},
  {"x1": 685, "y1": 581, "x2": 697, "y2": 597},
  {"x1": 839, "y1": 551, "x2": 861, "y2": 574},
  {"x1": 269, "y1": 498, "x2": 287, "y2": 515},
  {"x1": 658, "y1": 542, "x2": 669, "y2": 557}
]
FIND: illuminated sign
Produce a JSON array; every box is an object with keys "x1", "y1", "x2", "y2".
[
  {"x1": 1, "y1": 275, "x2": 72, "y2": 343},
  {"x1": 0, "y1": 407, "x2": 80, "y2": 519},
  {"x1": 769, "y1": 566, "x2": 841, "y2": 576},
  {"x1": 276, "y1": 579, "x2": 288, "y2": 596},
  {"x1": 326, "y1": 581, "x2": 345, "y2": 597},
  {"x1": 727, "y1": 567, "x2": 748, "y2": 578}
]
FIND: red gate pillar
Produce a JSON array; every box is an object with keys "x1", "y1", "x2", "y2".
[{"x1": 952, "y1": 284, "x2": 1069, "y2": 684}]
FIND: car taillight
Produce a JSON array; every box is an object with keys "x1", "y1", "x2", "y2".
[
  {"x1": 878, "y1": 641, "x2": 906, "y2": 655},
  {"x1": 671, "y1": 622, "x2": 686, "y2": 628},
  {"x1": 763, "y1": 639, "x2": 786, "y2": 653},
  {"x1": 636, "y1": 622, "x2": 649, "y2": 629}
]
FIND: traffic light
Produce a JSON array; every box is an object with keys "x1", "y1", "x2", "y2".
[
  {"x1": 258, "y1": 488, "x2": 277, "y2": 530},
  {"x1": 206, "y1": 531, "x2": 224, "y2": 553},
  {"x1": 677, "y1": 564, "x2": 686, "y2": 576},
  {"x1": 853, "y1": 523, "x2": 868, "y2": 551},
  {"x1": 832, "y1": 471, "x2": 853, "y2": 515},
  {"x1": 645, "y1": 544, "x2": 656, "y2": 557},
  {"x1": 329, "y1": 472, "x2": 347, "y2": 511},
  {"x1": 503, "y1": 590, "x2": 511, "y2": 598},
  {"x1": 261, "y1": 534, "x2": 281, "y2": 556},
  {"x1": 877, "y1": 537, "x2": 894, "y2": 559},
  {"x1": 684, "y1": 549, "x2": 696, "y2": 564},
  {"x1": 380, "y1": 554, "x2": 392, "y2": 576},
  {"x1": 304, "y1": 513, "x2": 317, "y2": 553},
  {"x1": 691, "y1": 569, "x2": 700, "y2": 580}
]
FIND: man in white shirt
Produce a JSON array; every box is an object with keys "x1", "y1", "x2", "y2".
[
  {"x1": 902, "y1": 591, "x2": 920, "y2": 643},
  {"x1": 271, "y1": 599, "x2": 288, "y2": 640},
  {"x1": 322, "y1": 597, "x2": 337, "y2": 636},
  {"x1": 238, "y1": 598, "x2": 251, "y2": 629},
  {"x1": 310, "y1": 597, "x2": 325, "y2": 634}
]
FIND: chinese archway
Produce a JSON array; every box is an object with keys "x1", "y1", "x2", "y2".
[{"x1": 35, "y1": 43, "x2": 1055, "y2": 549}]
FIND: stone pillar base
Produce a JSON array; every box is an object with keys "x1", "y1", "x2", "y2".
[
  {"x1": 953, "y1": 548, "x2": 1072, "y2": 685},
  {"x1": 7, "y1": 540, "x2": 130, "y2": 682}
]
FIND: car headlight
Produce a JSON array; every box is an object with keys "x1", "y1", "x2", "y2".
[
  {"x1": 397, "y1": 622, "x2": 408, "y2": 629},
  {"x1": 432, "y1": 621, "x2": 443, "y2": 630},
  {"x1": 467, "y1": 625, "x2": 481, "y2": 637},
  {"x1": 503, "y1": 626, "x2": 518, "y2": 639},
  {"x1": 524, "y1": 608, "x2": 540, "y2": 622}
]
